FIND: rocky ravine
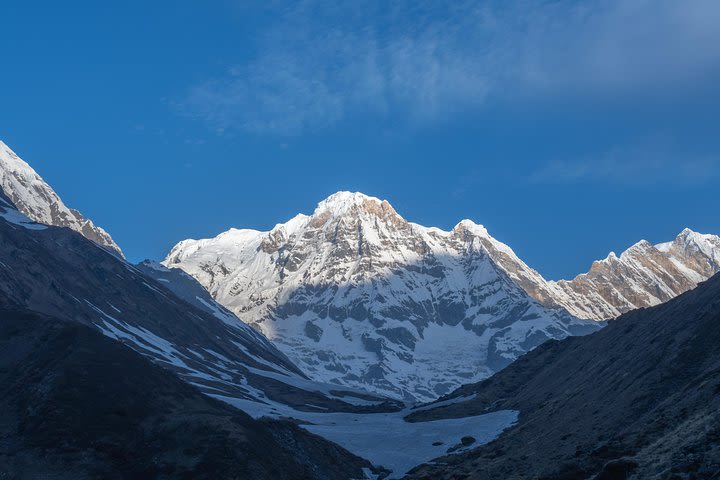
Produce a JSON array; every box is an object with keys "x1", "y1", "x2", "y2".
[{"x1": 164, "y1": 192, "x2": 600, "y2": 402}]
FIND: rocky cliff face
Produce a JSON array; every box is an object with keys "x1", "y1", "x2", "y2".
[
  {"x1": 548, "y1": 230, "x2": 720, "y2": 319},
  {"x1": 494, "y1": 227, "x2": 720, "y2": 320},
  {"x1": 0, "y1": 140, "x2": 123, "y2": 256},
  {"x1": 164, "y1": 192, "x2": 599, "y2": 402}
]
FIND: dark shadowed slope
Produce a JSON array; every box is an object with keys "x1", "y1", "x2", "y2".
[
  {"x1": 406, "y1": 273, "x2": 720, "y2": 479},
  {"x1": 0, "y1": 308, "x2": 373, "y2": 480}
]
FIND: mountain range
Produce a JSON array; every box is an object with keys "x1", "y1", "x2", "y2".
[
  {"x1": 2, "y1": 139, "x2": 720, "y2": 478},
  {"x1": 164, "y1": 191, "x2": 720, "y2": 401},
  {"x1": 506, "y1": 227, "x2": 720, "y2": 320},
  {"x1": 164, "y1": 192, "x2": 601, "y2": 401}
]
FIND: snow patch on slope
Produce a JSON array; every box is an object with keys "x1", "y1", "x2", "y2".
[{"x1": 0, "y1": 201, "x2": 48, "y2": 230}]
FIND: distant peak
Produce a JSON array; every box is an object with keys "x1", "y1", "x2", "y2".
[
  {"x1": 0, "y1": 141, "x2": 34, "y2": 171},
  {"x1": 316, "y1": 191, "x2": 380, "y2": 209},
  {"x1": 619, "y1": 239, "x2": 655, "y2": 259},
  {"x1": 313, "y1": 191, "x2": 395, "y2": 218},
  {"x1": 679, "y1": 227, "x2": 697, "y2": 237},
  {"x1": 453, "y1": 219, "x2": 489, "y2": 237},
  {"x1": 672, "y1": 228, "x2": 720, "y2": 251},
  {"x1": 675, "y1": 228, "x2": 718, "y2": 242},
  {"x1": 628, "y1": 239, "x2": 653, "y2": 251},
  {"x1": 216, "y1": 227, "x2": 264, "y2": 240},
  {"x1": 139, "y1": 259, "x2": 170, "y2": 272}
]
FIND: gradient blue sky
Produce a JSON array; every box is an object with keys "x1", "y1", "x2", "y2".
[{"x1": 2, "y1": 0, "x2": 719, "y2": 279}]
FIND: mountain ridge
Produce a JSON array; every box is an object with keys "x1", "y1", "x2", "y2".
[
  {"x1": 544, "y1": 227, "x2": 720, "y2": 319},
  {"x1": 0, "y1": 140, "x2": 123, "y2": 256},
  {"x1": 167, "y1": 191, "x2": 720, "y2": 323}
]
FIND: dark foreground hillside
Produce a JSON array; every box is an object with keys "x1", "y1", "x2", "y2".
[
  {"x1": 407, "y1": 273, "x2": 720, "y2": 479},
  {"x1": 0, "y1": 308, "x2": 372, "y2": 480}
]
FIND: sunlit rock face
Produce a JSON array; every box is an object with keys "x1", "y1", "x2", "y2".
[{"x1": 505, "y1": 228, "x2": 720, "y2": 321}]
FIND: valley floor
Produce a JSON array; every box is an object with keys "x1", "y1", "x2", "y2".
[{"x1": 213, "y1": 394, "x2": 518, "y2": 479}]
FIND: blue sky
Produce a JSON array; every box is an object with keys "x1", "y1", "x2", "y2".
[{"x1": 2, "y1": 0, "x2": 719, "y2": 279}]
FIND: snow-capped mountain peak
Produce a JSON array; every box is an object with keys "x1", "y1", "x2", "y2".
[
  {"x1": 0, "y1": 140, "x2": 123, "y2": 256},
  {"x1": 164, "y1": 191, "x2": 600, "y2": 402},
  {"x1": 453, "y1": 219, "x2": 491, "y2": 237},
  {"x1": 465, "y1": 221, "x2": 720, "y2": 322},
  {"x1": 670, "y1": 228, "x2": 720, "y2": 258},
  {"x1": 314, "y1": 191, "x2": 387, "y2": 216}
]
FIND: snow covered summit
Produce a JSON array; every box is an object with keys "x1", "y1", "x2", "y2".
[{"x1": 164, "y1": 192, "x2": 600, "y2": 402}]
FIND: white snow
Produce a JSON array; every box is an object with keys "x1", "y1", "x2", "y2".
[
  {"x1": 195, "y1": 296, "x2": 240, "y2": 326},
  {"x1": 213, "y1": 392, "x2": 517, "y2": 479},
  {"x1": 88, "y1": 300, "x2": 191, "y2": 370},
  {"x1": 302, "y1": 409, "x2": 518, "y2": 479},
  {"x1": 244, "y1": 364, "x2": 387, "y2": 407},
  {"x1": 0, "y1": 206, "x2": 48, "y2": 230},
  {"x1": 314, "y1": 191, "x2": 385, "y2": 217},
  {"x1": 410, "y1": 394, "x2": 478, "y2": 413},
  {"x1": 141, "y1": 281, "x2": 167, "y2": 296}
]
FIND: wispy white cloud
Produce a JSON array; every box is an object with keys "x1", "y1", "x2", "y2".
[
  {"x1": 181, "y1": 0, "x2": 720, "y2": 135},
  {"x1": 530, "y1": 140, "x2": 720, "y2": 186}
]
